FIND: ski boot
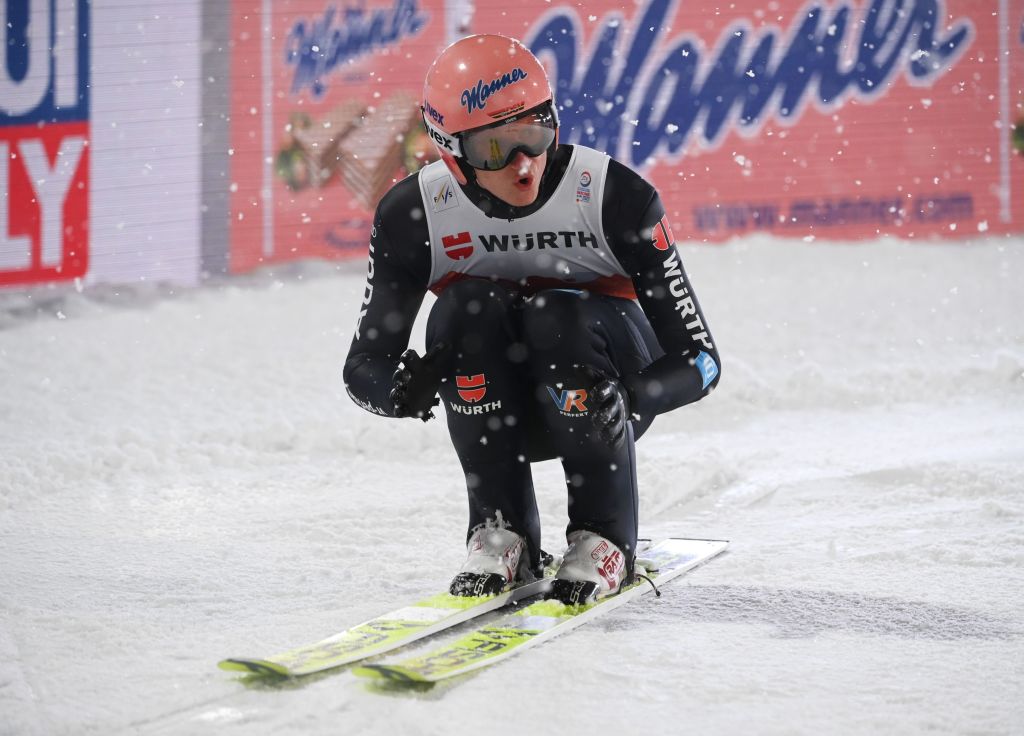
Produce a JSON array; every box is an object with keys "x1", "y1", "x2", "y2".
[
  {"x1": 549, "y1": 530, "x2": 629, "y2": 606},
  {"x1": 449, "y1": 526, "x2": 526, "y2": 597}
]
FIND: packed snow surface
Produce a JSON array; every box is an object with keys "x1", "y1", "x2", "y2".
[{"x1": 1, "y1": 236, "x2": 1022, "y2": 735}]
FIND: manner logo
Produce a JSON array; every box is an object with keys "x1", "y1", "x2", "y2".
[
  {"x1": 461, "y1": 67, "x2": 529, "y2": 114},
  {"x1": 527, "y1": 0, "x2": 973, "y2": 167},
  {"x1": 285, "y1": 0, "x2": 429, "y2": 98}
]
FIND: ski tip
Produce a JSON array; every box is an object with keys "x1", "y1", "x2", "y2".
[
  {"x1": 353, "y1": 664, "x2": 430, "y2": 684},
  {"x1": 218, "y1": 658, "x2": 291, "y2": 677}
]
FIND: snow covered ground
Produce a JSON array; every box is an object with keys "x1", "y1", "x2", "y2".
[{"x1": 1, "y1": 235, "x2": 1022, "y2": 735}]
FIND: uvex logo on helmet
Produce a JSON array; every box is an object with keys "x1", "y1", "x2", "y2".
[{"x1": 423, "y1": 101, "x2": 445, "y2": 125}]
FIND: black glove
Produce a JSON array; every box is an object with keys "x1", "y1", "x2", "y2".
[
  {"x1": 390, "y1": 342, "x2": 449, "y2": 421},
  {"x1": 577, "y1": 366, "x2": 630, "y2": 448}
]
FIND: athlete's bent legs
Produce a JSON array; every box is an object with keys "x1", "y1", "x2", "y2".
[
  {"x1": 520, "y1": 289, "x2": 663, "y2": 566},
  {"x1": 425, "y1": 279, "x2": 542, "y2": 571}
]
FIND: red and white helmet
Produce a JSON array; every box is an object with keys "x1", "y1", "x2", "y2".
[{"x1": 422, "y1": 34, "x2": 558, "y2": 184}]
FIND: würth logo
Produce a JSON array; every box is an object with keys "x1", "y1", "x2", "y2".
[
  {"x1": 456, "y1": 374, "x2": 487, "y2": 403},
  {"x1": 442, "y1": 232, "x2": 473, "y2": 260},
  {"x1": 652, "y1": 215, "x2": 675, "y2": 251},
  {"x1": 478, "y1": 230, "x2": 598, "y2": 252}
]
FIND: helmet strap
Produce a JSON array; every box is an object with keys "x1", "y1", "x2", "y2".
[
  {"x1": 455, "y1": 156, "x2": 479, "y2": 188},
  {"x1": 536, "y1": 127, "x2": 560, "y2": 192}
]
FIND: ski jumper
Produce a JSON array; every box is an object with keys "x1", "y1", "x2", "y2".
[{"x1": 344, "y1": 144, "x2": 720, "y2": 569}]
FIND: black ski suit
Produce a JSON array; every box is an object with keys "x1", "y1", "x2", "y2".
[{"x1": 343, "y1": 144, "x2": 720, "y2": 570}]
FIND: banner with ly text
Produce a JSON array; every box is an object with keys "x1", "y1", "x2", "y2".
[{"x1": 1, "y1": 0, "x2": 89, "y2": 288}]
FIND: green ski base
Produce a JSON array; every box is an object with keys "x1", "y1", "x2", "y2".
[{"x1": 354, "y1": 537, "x2": 728, "y2": 685}]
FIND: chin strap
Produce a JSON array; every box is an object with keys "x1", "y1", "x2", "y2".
[{"x1": 455, "y1": 156, "x2": 479, "y2": 188}]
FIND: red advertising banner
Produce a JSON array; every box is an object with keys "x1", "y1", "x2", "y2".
[
  {"x1": 229, "y1": 0, "x2": 1023, "y2": 271},
  {"x1": 1, "y1": 0, "x2": 90, "y2": 288},
  {"x1": 229, "y1": 0, "x2": 449, "y2": 272},
  {"x1": 471, "y1": 0, "x2": 1024, "y2": 241}
]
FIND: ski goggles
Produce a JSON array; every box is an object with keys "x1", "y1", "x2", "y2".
[{"x1": 423, "y1": 103, "x2": 558, "y2": 171}]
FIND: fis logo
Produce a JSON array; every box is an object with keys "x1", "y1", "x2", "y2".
[
  {"x1": 432, "y1": 178, "x2": 458, "y2": 212},
  {"x1": 547, "y1": 386, "x2": 589, "y2": 415},
  {"x1": 456, "y1": 374, "x2": 487, "y2": 403},
  {"x1": 652, "y1": 215, "x2": 675, "y2": 251},
  {"x1": 1, "y1": 0, "x2": 90, "y2": 288},
  {"x1": 434, "y1": 182, "x2": 453, "y2": 205},
  {"x1": 430, "y1": 180, "x2": 454, "y2": 206},
  {"x1": 442, "y1": 231, "x2": 474, "y2": 261}
]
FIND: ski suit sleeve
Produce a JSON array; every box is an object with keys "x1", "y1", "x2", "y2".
[
  {"x1": 343, "y1": 177, "x2": 431, "y2": 417},
  {"x1": 602, "y1": 159, "x2": 721, "y2": 422}
]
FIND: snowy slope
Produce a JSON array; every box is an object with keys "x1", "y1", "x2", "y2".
[{"x1": 1, "y1": 236, "x2": 1022, "y2": 735}]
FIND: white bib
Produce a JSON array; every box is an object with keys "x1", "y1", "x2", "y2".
[{"x1": 418, "y1": 146, "x2": 634, "y2": 298}]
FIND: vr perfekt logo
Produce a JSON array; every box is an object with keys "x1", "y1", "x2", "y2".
[{"x1": 547, "y1": 386, "x2": 588, "y2": 415}]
